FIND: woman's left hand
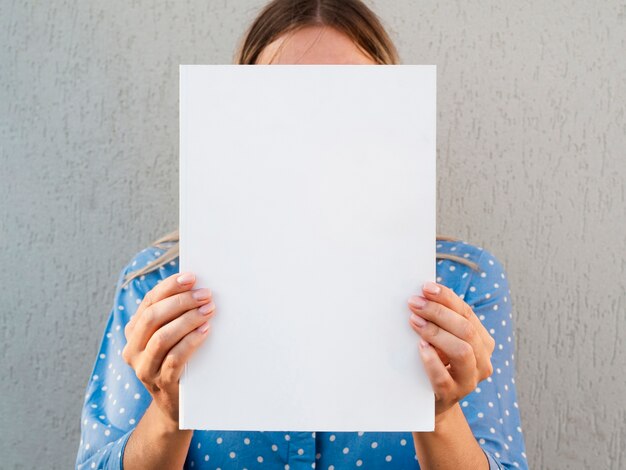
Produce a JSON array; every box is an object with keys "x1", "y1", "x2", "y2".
[{"x1": 407, "y1": 281, "x2": 496, "y2": 419}]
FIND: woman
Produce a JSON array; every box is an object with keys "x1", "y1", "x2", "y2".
[{"x1": 75, "y1": 1, "x2": 528, "y2": 469}]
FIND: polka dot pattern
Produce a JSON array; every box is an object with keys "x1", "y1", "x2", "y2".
[{"x1": 75, "y1": 240, "x2": 528, "y2": 469}]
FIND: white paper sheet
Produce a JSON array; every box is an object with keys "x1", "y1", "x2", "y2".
[{"x1": 179, "y1": 64, "x2": 436, "y2": 432}]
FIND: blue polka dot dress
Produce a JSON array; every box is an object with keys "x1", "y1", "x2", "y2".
[{"x1": 75, "y1": 239, "x2": 528, "y2": 469}]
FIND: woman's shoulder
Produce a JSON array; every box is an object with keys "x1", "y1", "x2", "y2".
[
  {"x1": 437, "y1": 238, "x2": 508, "y2": 272},
  {"x1": 437, "y1": 238, "x2": 483, "y2": 264},
  {"x1": 436, "y1": 238, "x2": 510, "y2": 298},
  {"x1": 117, "y1": 243, "x2": 180, "y2": 295}
]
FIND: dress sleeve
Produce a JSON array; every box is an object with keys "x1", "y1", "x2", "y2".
[
  {"x1": 459, "y1": 249, "x2": 529, "y2": 470},
  {"x1": 75, "y1": 256, "x2": 153, "y2": 469}
]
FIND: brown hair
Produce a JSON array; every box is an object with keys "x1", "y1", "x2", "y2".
[{"x1": 122, "y1": 0, "x2": 477, "y2": 288}]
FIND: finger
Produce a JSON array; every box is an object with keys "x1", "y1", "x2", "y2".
[
  {"x1": 136, "y1": 272, "x2": 198, "y2": 318},
  {"x1": 132, "y1": 287, "x2": 213, "y2": 352},
  {"x1": 408, "y1": 295, "x2": 486, "y2": 375},
  {"x1": 408, "y1": 295, "x2": 481, "y2": 349},
  {"x1": 127, "y1": 272, "x2": 197, "y2": 339},
  {"x1": 158, "y1": 319, "x2": 213, "y2": 387},
  {"x1": 143, "y1": 301, "x2": 217, "y2": 376},
  {"x1": 408, "y1": 314, "x2": 477, "y2": 386},
  {"x1": 421, "y1": 281, "x2": 494, "y2": 350},
  {"x1": 416, "y1": 338, "x2": 455, "y2": 403}
]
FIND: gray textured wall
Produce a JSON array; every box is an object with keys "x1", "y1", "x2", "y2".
[{"x1": 1, "y1": 1, "x2": 624, "y2": 468}]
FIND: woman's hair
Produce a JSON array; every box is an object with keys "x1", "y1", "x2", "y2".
[{"x1": 121, "y1": 0, "x2": 478, "y2": 289}]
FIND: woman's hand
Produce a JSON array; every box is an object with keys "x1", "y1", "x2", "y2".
[
  {"x1": 121, "y1": 272, "x2": 216, "y2": 428},
  {"x1": 407, "y1": 281, "x2": 495, "y2": 419}
]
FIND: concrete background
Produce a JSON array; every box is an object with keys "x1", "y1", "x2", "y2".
[{"x1": 1, "y1": 1, "x2": 624, "y2": 468}]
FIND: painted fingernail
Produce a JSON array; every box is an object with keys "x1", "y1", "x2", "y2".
[
  {"x1": 423, "y1": 281, "x2": 441, "y2": 295},
  {"x1": 198, "y1": 321, "x2": 211, "y2": 333},
  {"x1": 177, "y1": 273, "x2": 195, "y2": 285},
  {"x1": 410, "y1": 313, "x2": 427, "y2": 327},
  {"x1": 199, "y1": 301, "x2": 215, "y2": 315},
  {"x1": 408, "y1": 295, "x2": 427, "y2": 309},
  {"x1": 192, "y1": 288, "x2": 212, "y2": 301},
  {"x1": 419, "y1": 338, "x2": 430, "y2": 349}
]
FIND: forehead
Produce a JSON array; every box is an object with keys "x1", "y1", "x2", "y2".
[{"x1": 256, "y1": 25, "x2": 376, "y2": 65}]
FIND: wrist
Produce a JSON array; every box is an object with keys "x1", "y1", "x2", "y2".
[
  {"x1": 412, "y1": 402, "x2": 462, "y2": 442},
  {"x1": 149, "y1": 401, "x2": 190, "y2": 436},
  {"x1": 434, "y1": 402, "x2": 462, "y2": 431}
]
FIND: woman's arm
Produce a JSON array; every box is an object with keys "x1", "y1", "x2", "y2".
[
  {"x1": 76, "y1": 247, "x2": 214, "y2": 469},
  {"x1": 76, "y1": 253, "x2": 153, "y2": 469},
  {"x1": 122, "y1": 400, "x2": 193, "y2": 470},
  {"x1": 407, "y1": 248, "x2": 528, "y2": 470},
  {"x1": 412, "y1": 402, "x2": 490, "y2": 469}
]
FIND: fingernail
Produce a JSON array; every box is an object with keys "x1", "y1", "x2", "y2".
[
  {"x1": 408, "y1": 295, "x2": 427, "y2": 309},
  {"x1": 420, "y1": 338, "x2": 430, "y2": 349},
  {"x1": 177, "y1": 273, "x2": 195, "y2": 285},
  {"x1": 192, "y1": 288, "x2": 212, "y2": 301},
  {"x1": 199, "y1": 301, "x2": 215, "y2": 315},
  {"x1": 410, "y1": 313, "x2": 427, "y2": 327},
  {"x1": 423, "y1": 281, "x2": 441, "y2": 295},
  {"x1": 198, "y1": 321, "x2": 211, "y2": 333}
]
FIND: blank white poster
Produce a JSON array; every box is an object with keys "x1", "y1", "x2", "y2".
[{"x1": 179, "y1": 64, "x2": 436, "y2": 432}]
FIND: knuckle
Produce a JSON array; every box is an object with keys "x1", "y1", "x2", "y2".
[
  {"x1": 462, "y1": 321, "x2": 476, "y2": 341},
  {"x1": 121, "y1": 346, "x2": 130, "y2": 363},
  {"x1": 152, "y1": 330, "x2": 169, "y2": 350},
  {"x1": 462, "y1": 304, "x2": 474, "y2": 319},
  {"x1": 135, "y1": 366, "x2": 149, "y2": 384},
  {"x1": 433, "y1": 374, "x2": 453, "y2": 391},
  {"x1": 143, "y1": 305, "x2": 157, "y2": 328},
  {"x1": 153, "y1": 375, "x2": 165, "y2": 391},
  {"x1": 143, "y1": 290, "x2": 155, "y2": 307},
  {"x1": 457, "y1": 342, "x2": 474, "y2": 361},
  {"x1": 162, "y1": 354, "x2": 180, "y2": 373},
  {"x1": 428, "y1": 322, "x2": 440, "y2": 337},
  {"x1": 432, "y1": 304, "x2": 444, "y2": 322}
]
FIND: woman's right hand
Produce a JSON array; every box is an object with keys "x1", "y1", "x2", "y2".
[{"x1": 121, "y1": 272, "x2": 216, "y2": 428}]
